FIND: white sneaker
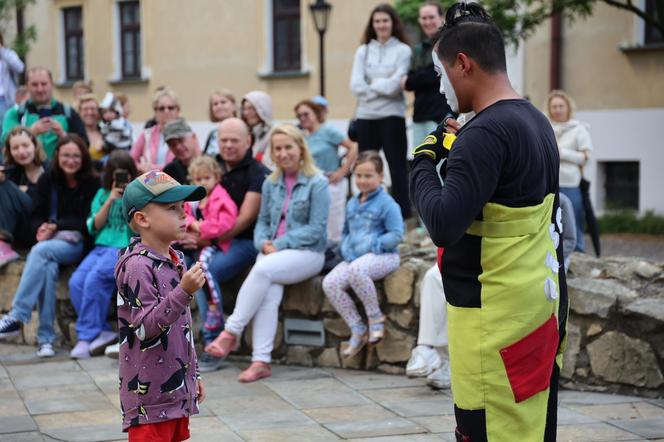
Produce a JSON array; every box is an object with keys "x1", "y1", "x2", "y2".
[
  {"x1": 406, "y1": 345, "x2": 441, "y2": 378},
  {"x1": 426, "y1": 359, "x2": 451, "y2": 389},
  {"x1": 37, "y1": 343, "x2": 55, "y2": 358},
  {"x1": 105, "y1": 342, "x2": 119, "y2": 359},
  {"x1": 89, "y1": 331, "x2": 118, "y2": 356}
]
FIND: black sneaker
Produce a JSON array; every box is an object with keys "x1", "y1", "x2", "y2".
[
  {"x1": 198, "y1": 351, "x2": 224, "y2": 373},
  {"x1": 0, "y1": 316, "x2": 21, "y2": 338}
]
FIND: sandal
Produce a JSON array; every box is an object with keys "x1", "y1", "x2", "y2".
[
  {"x1": 368, "y1": 315, "x2": 386, "y2": 344},
  {"x1": 204, "y1": 330, "x2": 239, "y2": 358},
  {"x1": 342, "y1": 332, "x2": 368, "y2": 359}
]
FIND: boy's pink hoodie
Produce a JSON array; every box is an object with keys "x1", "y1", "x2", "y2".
[{"x1": 185, "y1": 183, "x2": 238, "y2": 252}]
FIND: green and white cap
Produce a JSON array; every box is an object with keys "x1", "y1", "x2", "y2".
[{"x1": 122, "y1": 170, "x2": 205, "y2": 222}]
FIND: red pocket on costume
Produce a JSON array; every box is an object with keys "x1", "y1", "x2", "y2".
[{"x1": 499, "y1": 314, "x2": 559, "y2": 403}]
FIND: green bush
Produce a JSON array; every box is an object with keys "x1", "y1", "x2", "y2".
[{"x1": 598, "y1": 210, "x2": 664, "y2": 235}]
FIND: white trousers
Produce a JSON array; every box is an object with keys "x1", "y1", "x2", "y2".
[
  {"x1": 225, "y1": 249, "x2": 325, "y2": 363},
  {"x1": 418, "y1": 264, "x2": 448, "y2": 349}
]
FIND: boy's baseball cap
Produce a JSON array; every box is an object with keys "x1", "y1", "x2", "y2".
[{"x1": 122, "y1": 170, "x2": 205, "y2": 222}]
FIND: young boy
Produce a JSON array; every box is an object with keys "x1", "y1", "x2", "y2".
[{"x1": 115, "y1": 170, "x2": 207, "y2": 440}]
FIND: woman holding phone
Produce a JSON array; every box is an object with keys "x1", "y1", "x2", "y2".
[{"x1": 68, "y1": 150, "x2": 137, "y2": 359}]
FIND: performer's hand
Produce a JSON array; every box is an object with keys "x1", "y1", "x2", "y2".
[
  {"x1": 196, "y1": 379, "x2": 206, "y2": 403},
  {"x1": 412, "y1": 125, "x2": 456, "y2": 161}
]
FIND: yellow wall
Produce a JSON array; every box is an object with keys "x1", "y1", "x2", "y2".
[
  {"x1": 524, "y1": 3, "x2": 664, "y2": 111},
  {"x1": 25, "y1": 0, "x2": 386, "y2": 122}
]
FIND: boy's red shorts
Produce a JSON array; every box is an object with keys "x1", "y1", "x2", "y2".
[{"x1": 128, "y1": 417, "x2": 190, "y2": 442}]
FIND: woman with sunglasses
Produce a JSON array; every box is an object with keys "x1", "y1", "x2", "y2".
[
  {"x1": 130, "y1": 88, "x2": 180, "y2": 172},
  {"x1": 294, "y1": 99, "x2": 358, "y2": 243}
]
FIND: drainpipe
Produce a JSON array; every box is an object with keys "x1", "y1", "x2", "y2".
[
  {"x1": 550, "y1": 13, "x2": 562, "y2": 90},
  {"x1": 15, "y1": 4, "x2": 26, "y2": 84}
]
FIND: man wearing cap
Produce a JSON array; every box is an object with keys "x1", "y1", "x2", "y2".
[
  {"x1": 162, "y1": 117, "x2": 201, "y2": 185},
  {"x1": 115, "y1": 170, "x2": 206, "y2": 437}
]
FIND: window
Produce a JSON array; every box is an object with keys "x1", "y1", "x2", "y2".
[
  {"x1": 63, "y1": 7, "x2": 83, "y2": 81},
  {"x1": 602, "y1": 161, "x2": 640, "y2": 210},
  {"x1": 272, "y1": 0, "x2": 301, "y2": 72},
  {"x1": 644, "y1": 0, "x2": 664, "y2": 45},
  {"x1": 119, "y1": 1, "x2": 141, "y2": 79}
]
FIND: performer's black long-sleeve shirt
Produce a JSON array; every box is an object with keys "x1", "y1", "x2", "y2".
[{"x1": 409, "y1": 99, "x2": 560, "y2": 248}]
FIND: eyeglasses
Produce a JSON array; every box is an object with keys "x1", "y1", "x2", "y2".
[
  {"x1": 296, "y1": 112, "x2": 311, "y2": 119},
  {"x1": 156, "y1": 105, "x2": 178, "y2": 112}
]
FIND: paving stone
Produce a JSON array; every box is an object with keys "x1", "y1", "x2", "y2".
[
  {"x1": 204, "y1": 392, "x2": 293, "y2": 417},
  {"x1": 304, "y1": 404, "x2": 398, "y2": 424},
  {"x1": 410, "y1": 415, "x2": 457, "y2": 433},
  {"x1": 76, "y1": 357, "x2": 118, "y2": 372},
  {"x1": 610, "y1": 418, "x2": 664, "y2": 439},
  {"x1": 187, "y1": 416, "x2": 243, "y2": 442},
  {"x1": 34, "y1": 409, "x2": 118, "y2": 430},
  {"x1": 325, "y1": 417, "x2": 426, "y2": 439},
  {"x1": 327, "y1": 368, "x2": 425, "y2": 390},
  {"x1": 21, "y1": 384, "x2": 112, "y2": 415},
  {"x1": 0, "y1": 392, "x2": 29, "y2": 417},
  {"x1": 556, "y1": 405, "x2": 600, "y2": 425},
  {"x1": 11, "y1": 370, "x2": 93, "y2": 390},
  {"x1": 348, "y1": 434, "x2": 448, "y2": 442},
  {"x1": 266, "y1": 377, "x2": 371, "y2": 409},
  {"x1": 239, "y1": 425, "x2": 340, "y2": 441},
  {"x1": 261, "y1": 365, "x2": 332, "y2": 383},
  {"x1": 556, "y1": 422, "x2": 642, "y2": 441},
  {"x1": 558, "y1": 390, "x2": 641, "y2": 405},
  {"x1": 0, "y1": 432, "x2": 44, "y2": 442},
  {"x1": 571, "y1": 402, "x2": 664, "y2": 421},
  {"x1": 0, "y1": 415, "x2": 36, "y2": 434},
  {"x1": 41, "y1": 424, "x2": 123, "y2": 442},
  {"x1": 220, "y1": 408, "x2": 317, "y2": 431}
]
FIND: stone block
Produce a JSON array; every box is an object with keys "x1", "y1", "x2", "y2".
[
  {"x1": 282, "y1": 276, "x2": 325, "y2": 316},
  {"x1": 364, "y1": 346, "x2": 380, "y2": 370},
  {"x1": 244, "y1": 321, "x2": 283, "y2": 354},
  {"x1": 323, "y1": 317, "x2": 350, "y2": 338},
  {"x1": 623, "y1": 298, "x2": 664, "y2": 323},
  {"x1": 568, "y1": 278, "x2": 619, "y2": 318},
  {"x1": 561, "y1": 321, "x2": 581, "y2": 379},
  {"x1": 587, "y1": 331, "x2": 663, "y2": 388},
  {"x1": 387, "y1": 306, "x2": 415, "y2": 328},
  {"x1": 587, "y1": 323, "x2": 603, "y2": 337},
  {"x1": 286, "y1": 346, "x2": 314, "y2": 367},
  {"x1": 376, "y1": 323, "x2": 416, "y2": 363},
  {"x1": 384, "y1": 264, "x2": 414, "y2": 305},
  {"x1": 316, "y1": 347, "x2": 341, "y2": 368},
  {"x1": 567, "y1": 252, "x2": 603, "y2": 279},
  {"x1": 0, "y1": 259, "x2": 24, "y2": 312},
  {"x1": 630, "y1": 261, "x2": 662, "y2": 280},
  {"x1": 377, "y1": 364, "x2": 406, "y2": 375},
  {"x1": 68, "y1": 322, "x2": 78, "y2": 344},
  {"x1": 55, "y1": 267, "x2": 75, "y2": 301},
  {"x1": 340, "y1": 343, "x2": 365, "y2": 369}
]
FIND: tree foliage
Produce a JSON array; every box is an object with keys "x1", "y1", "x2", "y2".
[
  {"x1": 395, "y1": 0, "x2": 664, "y2": 47},
  {"x1": 0, "y1": 0, "x2": 36, "y2": 59}
]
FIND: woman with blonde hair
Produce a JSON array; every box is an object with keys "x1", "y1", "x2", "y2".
[
  {"x1": 130, "y1": 88, "x2": 180, "y2": 172},
  {"x1": 77, "y1": 94, "x2": 104, "y2": 161},
  {"x1": 204, "y1": 90, "x2": 237, "y2": 156},
  {"x1": 547, "y1": 89, "x2": 593, "y2": 252},
  {"x1": 205, "y1": 124, "x2": 329, "y2": 382}
]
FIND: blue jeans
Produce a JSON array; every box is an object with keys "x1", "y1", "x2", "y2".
[
  {"x1": 10, "y1": 239, "x2": 84, "y2": 345},
  {"x1": 195, "y1": 239, "x2": 257, "y2": 344},
  {"x1": 69, "y1": 246, "x2": 119, "y2": 342},
  {"x1": 560, "y1": 186, "x2": 585, "y2": 253}
]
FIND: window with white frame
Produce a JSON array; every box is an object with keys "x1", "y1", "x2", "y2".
[
  {"x1": 119, "y1": 1, "x2": 141, "y2": 79},
  {"x1": 63, "y1": 6, "x2": 84, "y2": 81},
  {"x1": 272, "y1": 0, "x2": 301, "y2": 72}
]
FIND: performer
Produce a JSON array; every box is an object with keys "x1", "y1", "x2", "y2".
[{"x1": 410, "y1": 4, "x2": 568, "y2": 441}]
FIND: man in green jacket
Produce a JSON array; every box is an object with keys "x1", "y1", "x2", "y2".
[{"x1": 2, "y1": 67, "x2": 88, "y2": 159}]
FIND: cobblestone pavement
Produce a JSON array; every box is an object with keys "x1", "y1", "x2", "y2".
[{"x1": 1, "y1": 343, "x2": 664, "y2": 441}]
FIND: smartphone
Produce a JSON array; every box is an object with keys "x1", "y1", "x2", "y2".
[{"x1": 113, "y1": 169, "x2": 130, "y2": 188}]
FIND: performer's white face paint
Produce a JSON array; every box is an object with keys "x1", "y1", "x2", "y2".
[{"x1": 432, "y1": 49, "x2": 459, "y2": 113}]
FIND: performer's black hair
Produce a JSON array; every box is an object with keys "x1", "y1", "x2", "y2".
[{"x1": 434, "y1": 2, "x2": 507, "y2": 74}]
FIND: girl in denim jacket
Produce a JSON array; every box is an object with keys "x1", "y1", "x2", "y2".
[{"x1": 323, "y1": 151, "x2": 403, "y2": 358}]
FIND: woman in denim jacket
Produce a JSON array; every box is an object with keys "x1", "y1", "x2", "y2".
[
  {"x1": 323, "y1": 151, "x2": 403, "y2": 358},
  {"x1": 205, "y1": 124, "x2": 329, "y2": 382}
]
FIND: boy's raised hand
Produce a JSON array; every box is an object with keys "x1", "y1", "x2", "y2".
[{"x1": 181, "y1": 262, "x2": 205, "y2": 295}]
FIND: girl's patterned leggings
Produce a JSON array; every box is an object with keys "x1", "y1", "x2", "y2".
[
  {"x1": 322, "y1": 253, "x2": 400, "y2": 330},
  {"x1": 199, "y1": 245, "x2": 221, "y2": 306}
]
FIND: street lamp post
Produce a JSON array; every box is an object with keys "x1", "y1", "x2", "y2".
[{"x1": 309, "y1": 0, "x2": 332, "y2": 97}]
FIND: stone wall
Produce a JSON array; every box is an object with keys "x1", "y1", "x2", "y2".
[
  {"x1": 563, "y1": 253, "x2": 664, "y2": 397},
  {"x1": 2, "y1": 235, "x2": 663, "y2": 397}
]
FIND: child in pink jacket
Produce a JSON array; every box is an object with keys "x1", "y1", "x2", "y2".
[{"x1": 185, "y1": 156, "x2": 238, "y2": 331}]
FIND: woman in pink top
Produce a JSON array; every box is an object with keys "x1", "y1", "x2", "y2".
[
  {"x1": 184, "y1": 156, "x2": 238, "y2": 331},
  {"x1": 131, "y1": 88, "x2": 180, "y2": 172}
]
